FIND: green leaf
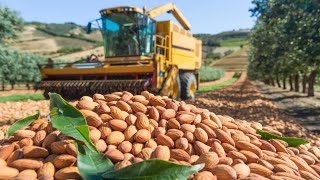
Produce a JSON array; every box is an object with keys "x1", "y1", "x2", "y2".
[
  {"x1": 49, "y1": 93, "x2": 98, "y2": 153},
  {"x1": 6, "y1": 111, "x2": 40, "y2": 137},
  {"x1": 257, "y1": 130, "x2": 309, "y2": 147},
  {"x1": 75, "y1": 141, "x2": 114, "y2": 180},
  {"x1": 102, "y1": 159, "x2": 204, "y2": 180}
]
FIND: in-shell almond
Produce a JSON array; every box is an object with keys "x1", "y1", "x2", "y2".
[
  {"x1": 13, "y1": 130, "x2": 36, "y2": 140},
  {"x1": 10, "y1": 159, "x2": 42, "y2": 171},
  {"x1": 235, "y1": 141, "x2": 262, "y2": 157},
  {"x1": 0, "y1": 144, "x2": 15, "y2": 160},
  {"x1": 18, "y1": 138, "x2": 33, "y2": 147},
  {"x1": 177, "y1": 114, "x2": 195, "y2": 124},
  {"x1": 211, "y1": 164, "x2": 237, "y2": 180},
  {"x1": 33, "y1": 130, "x2": 47, "y2": 146},
  {"x1": 135, "y1": 112, "x2": 150, "y2": 130},
  {"x1": 195, "y1": 152, "x2": 219, "y2": 170},
  {"x1": 124, "y1": 125, "x2": 138, "y2": 142},
  {"x1": 131, "y1": 102, "x2": 147, "y2": 113},
  {"x1": 53, "y1": 154, "x2": 77, "y2": 169},
  {"x1": 148, "y1": 107, "x2": 159, "y2": 121},
  {"x1": 232, "y1": 163, "x2": 250, "y2": 178},
  {"x1": 156, "y1": 134, "x2": 174, "y2": 148},
  {"x1": 77, "y1": 100, "x2": 96, "y2": 110},
  {"x1": 248, "y1": 163, "x2": 273, "y2": 177},
  {"x1": 23, "y1": 146, "x2": 49, "y2": 158},
  {"x1": 161, "y1": 109, "x2": 176, "y2": 120},
  {"x1": 0, "y1": 166, "x2": 19, "y2": 179},
  {"x1": 109, "y1": 120, "x2": 128, "y2": 131},
  {"x1": 166, "y1": 129, "x2": 183, "y2": 141},
  {"x1": 51, "y1": 141, "x2": 68, "y2": 154},
  {"x1": 134, "y1": 129, "x2": 151, "y2": 143},
  {"x1": 149, "y1": 96, "x2": 166, "y2": 107},
  {"x1": 54, "y1": 166, "x2": 81, "y2": 180},
  {"x1": 105, "y1": 149, "x2": 124, "y2": 163},
  {"x1": 194, "y1": 128, "x2": 208, "y2": 143},
  {"x1": 38, "y1": 162, "x2": 55, "y2": 177},
  {"x1": 175, "y1": 138, "x2": 188, "y2": 150},
  {"x1": 116, "y1": 100, "x2": 132, "y2": 113},
  {"x1": 80, "y1": 110, "x2": 102, "y2": 127},
  {"x1": 110, "y1": 106, "x2": 128, "y2": 120},
  {"x1": 118, "y1": 141, "x2": 132, "y2": 153},
  {"x1": 95, "y1": 139, "x2": 107, "y2": 153},
  {"x1": 106, "y1": 131, "x2": 125, "y2": 145},
  {"x1": 211, "y1": 141, "x2": 226, "y2": 157},
  {"x1": 215, "y1": 129, "x2": 235, "y2": 146},
  {"x1": 170, "y1": 149, "x2": 190, "y2": 162}
]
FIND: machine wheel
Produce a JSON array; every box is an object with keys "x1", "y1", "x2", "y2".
[
  {"x1": 180, "y1": 72, "x2": 197, "y2": 100},
  {"x1": 171, "y1": 74, "x2": 181, "y2": 100}
]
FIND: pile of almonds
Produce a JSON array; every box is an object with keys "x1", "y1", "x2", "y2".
[{"x1": 1, "y1": 91, "x2": 320, "y2": 180}]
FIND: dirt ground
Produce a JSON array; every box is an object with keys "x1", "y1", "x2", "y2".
[{"x1": 255, "y1": 82, "x2": 320, "y2": 133}]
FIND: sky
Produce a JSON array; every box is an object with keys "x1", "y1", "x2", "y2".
[{"x1": 0, "y1": 0, "x2": 256, "y2": 34}]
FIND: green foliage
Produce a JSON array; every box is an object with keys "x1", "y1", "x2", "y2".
[
  {"x1": 0, "y1": 46, "x2": 47, "y2": 87},
  {"x1": 102, "y1": 160, "x2": 204, "y2": 180},
  {"x1": 257, "y1": 130, "x2": 309, "y2": 147},
  {"x1": 197, "y1": 77, "x2": 237, "y2": 93},
  {"x1": 0, "y1": 94, "x2": 45, "y2": 103},
  {"x1": 57, "y1": 47, "x2": 82, "y2": 54},
  {"x1": 43, "y1": 22, "x2": 79, "y2": 36},
  {"x1": 49, "y1": 93, "x2": 98, "y2": 153},
  {"x1": 248, "y1": 0, "x2": 320, "y2": 95},
  {"x1": 6, "y1": 111, "x2": 40, "y2": 137},
  {"x1": 195, "y1": 30, "x2": 249, "y2": 48},
  {"x1": 75, "y1": 142, "x2": 114, "y2": 179},
  {"x1": 220, "y1": 38, "x2": 248, "y2": 47},
  {"x1": 0, "y1": 5, "x2": 23, "y2": 44},
  {"x1": 199, "y1": 66, "x2": 225, "y2": 82},
  {"x1": 224, "y1": 50, "x2": 234, "y2": 56}
]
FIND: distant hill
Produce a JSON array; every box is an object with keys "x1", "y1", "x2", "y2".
[
  {"x1": 11, "y1": 22, "x2": 104, "y2": 61},
  {"x1": 194, "y1": 29, "x2": 250, "y2": 47},
  {"x1": 11, "y1": 22, "x2": 250, "y2": 62}
]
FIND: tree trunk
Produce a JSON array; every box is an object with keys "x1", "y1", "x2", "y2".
[
  {"x1": 282, "y1": 77, "x2": 287, "y2": 89},
  {"x1": 307, "y1": 70, "x2": 317, "y2": 96},
  {"x1": 294, "y1": 74, "x2": 300, "y2": 92},
  {"x1": 270, "y1": 76, "x2": 275, "y2": 86},
  {"x1": 1, "y1": 80, "x2": 4, "y2": 91},
  {"x1": 276, "y1": 75, "x2": 281, "y2": 88},
  {"x1": 11, "y1": 83, "x2": 14, "y2": 90},
  {"x1": 302, "y1": 74, "x2": 307, "y2": 93},
  {"x1": 289, "y1": 76, "x2": 294, "y2": 91},
  {"x1": 26, "y1": 83, "x2": 30, "y2": 90}
]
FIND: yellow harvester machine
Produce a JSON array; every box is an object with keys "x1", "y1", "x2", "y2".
[{"x1": 36, "y1": 3, "x2": 202, "y2": 99}]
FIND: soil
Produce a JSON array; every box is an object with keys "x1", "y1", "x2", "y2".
[{"x1": 255, "y1": 81, "x2": 320, "y2": 133}]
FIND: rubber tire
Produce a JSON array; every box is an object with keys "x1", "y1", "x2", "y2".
[
  {"x1": 171, "y1": 74, "x2": 181, "y2": 100},
  {"x1": 180, "y1": 72, "x2": 197, "y2": 100}
]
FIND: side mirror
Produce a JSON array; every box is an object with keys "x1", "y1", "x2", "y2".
[{"x1": 86, "y1": 22, "x2": 92, "y2": 34}]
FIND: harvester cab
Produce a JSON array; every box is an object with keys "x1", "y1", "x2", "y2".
[{"x1": 36, "y1": 3, "x2": 202, "y2": 99}]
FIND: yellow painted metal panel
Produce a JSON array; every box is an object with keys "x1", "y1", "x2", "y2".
[
  {"x1": 42, "y1": 65, "x2": 154, "y2": 76},
  {"x1": 171, "y1": 48, "x2": 195, "y2": 70},
  {"x1": 171, "y1": 32, "x2": 195, "y2": 51}
]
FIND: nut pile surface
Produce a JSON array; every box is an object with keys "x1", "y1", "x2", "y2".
[{"x1": 1, "y1": 91, "x2": 320, "y2": 180}]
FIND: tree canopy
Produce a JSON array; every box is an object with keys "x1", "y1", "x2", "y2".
[{"x1": 248, "y1": 0, "x2": 320, "y2": 96}]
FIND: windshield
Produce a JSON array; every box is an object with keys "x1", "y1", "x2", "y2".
[{"x1": 101, "y1": 12, "x2": 155, "y2": 57}]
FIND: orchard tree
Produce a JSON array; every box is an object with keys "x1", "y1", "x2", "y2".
[
  {"x1": 0, "y1": 5, "x2": 23, "y2": 44},
  {"x1": 248, "y1": 0, "x2": 320, "y2": 96}
]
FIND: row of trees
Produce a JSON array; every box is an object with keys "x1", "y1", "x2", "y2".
[
  {"x1": 248, "y1": 0, "x2": 320, "y2": 96},
  {"x1": 0, "y1": 47, "x2": 47, "y2": 90},
  {"x1": 0, "y1": 5, "x2": 47, "y2": 90}
]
